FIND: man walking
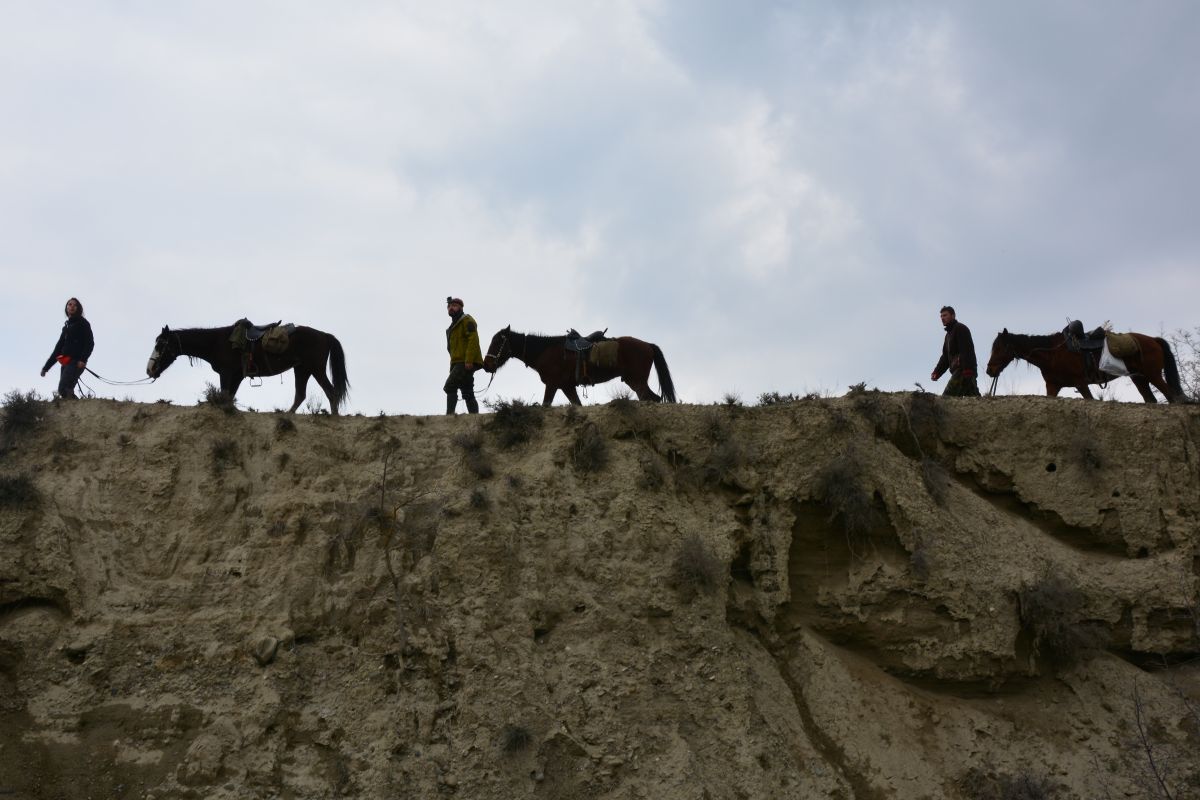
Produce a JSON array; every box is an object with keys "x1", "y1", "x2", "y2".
[
  {"x1": 931, "y1": 305, "x2": 980, "y2": 397},
  {"x1": 444, "y1": 296, "x2": 482, "y2": 414}
]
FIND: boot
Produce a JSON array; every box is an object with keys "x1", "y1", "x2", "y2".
[
  {"x1": 464, "y1": 394, "x2": 479, "y2": 414},
  {"x1": 446, "y1": 394, "x2": 457, "y2": 415}
]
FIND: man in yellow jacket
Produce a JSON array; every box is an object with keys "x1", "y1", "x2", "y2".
[{"x1": 445, "y1": 296, "x2": 482, "y2": 414}]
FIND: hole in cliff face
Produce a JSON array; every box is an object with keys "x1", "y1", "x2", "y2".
[
  {"x1": 1045, "y1": 463, "x2": 1057, "y2": 473},
  {"x1": 730, "y1": 542, "x2": 754, "y2": 587}
]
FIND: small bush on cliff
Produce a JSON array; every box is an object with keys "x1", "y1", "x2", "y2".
[
  {"x1": 570, "y1": 422, "x2": 608, "y2": 473},
  {"x1": 202, "y1": 384, "x2": 237, "y2": 415},
  {"x1": 453, "y1": 431, "x2": 493, "y2": 479},
  {"x1": 210, "y1": 438, "x2": 241, "y2": 474},
  {"x1": 500, "y1": 724, "x2": 532, "y2": 753},
  {"x1": 961, "y1": 766, "x2": 1059, "y2": 800},
  {"x1": 671, "y1": 533, "x2": 723, "y2": 598},
  {"x1": 756, "y1": 391, "x2": 802, "y2": 406},
  {"x1": 815, "y1": 446, "x2": 878, "y2": 547},
  {"x1": 1, "y1": 390, "x2": 44, "y2": 436},
  {"x1": 1166, "y1": 325, "x2": 1200, "y2": 402},
  {"x1": 0, "y1": 474, "x2": 39, "y2": 508},
  {"x1": 1018, "y1": 572, "x2": 1107, "y2": 668},
  {"x1": 485, "y1": 398, "x2": 543, "y2": 449}
]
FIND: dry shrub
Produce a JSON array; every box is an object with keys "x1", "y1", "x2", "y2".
[
  {"x1": 210, "y1": 438, "x2": 240, "y2": 473},
  {"x1": 671, "y1": 533, "x2": 723, "y2": 598},
  {"x1": 500, "y1": 724, "x2": 532, "y2": 753},
  {"x1": 485, "y1": 398, "x2": 543, "y2": 449},
  {"x1": 2, "y1": 390, "x2": 44, "y2": 435},
  {"x1": 275, "y1": 416, "x2": 296, "y2": 434},
  {"x1": 202, "y1": 384, "x2": 237, "y2": 414},
  {"x1": 721, "y1": 392, "x2": 743, "y2": 408},
  {"x1": 608, "y1": 389, "x2": 637, "y2": 413},
  {"x1": 961, "y1": 766, "x2": 1059, "y2": 800},
  {"x1": 703, "y1": 439, "x2": 747, "y2": 486},
  {"x1": 0, "y1": 474, "x2": 39, "y2": 508},
  {"x1": 701, "y1": 408, "x2": 731, "y2": 443},
  {"x1": 908, "y1": 391, "x2": 947, "y2": 438},
  {"x1": 469, "y1": 487, "x2": 489, "y2": 510},
  {"x1": 757, "y1": 391, "x2": 801, "y2": 406},
  {"x1": 921, "y1": 457, "x2": 951, "y2": 505},
  {"x1": 1069, "y1": 430, "x2": 1103, "y2": 473},
  {"x1": 570, "y1": 422, "x2": 608, "y2": 473},
  {"x1": 453, "y1": 431, "x2": 494, "y2": 479},
  {"x1": 814, "y1": 446, "x2": 878, "y2": 545},
  {"x1": 638, "y1": 456, "x2": 666, "y2": 490},
  {"x1": 1018, "y1": 572, "x2": 1107, "y2": 668},
  {"x1": 848, "y1": 382, "x2": 888, "y2": 427}
]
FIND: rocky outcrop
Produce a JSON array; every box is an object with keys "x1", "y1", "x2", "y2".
[{"x1": 1, "y1": 394, "x2": 1197, "y2": 798}]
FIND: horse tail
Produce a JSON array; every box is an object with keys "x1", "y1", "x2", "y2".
[
  {"x1": 327, "y1": 333, "x2": 350, "y2": 412},
  {"x1": 650, "y1": 344, "x2": 677, "y2": 403},
  {"x1": 1155, "y1": 337, "x2": 1184, "y2": 401}
]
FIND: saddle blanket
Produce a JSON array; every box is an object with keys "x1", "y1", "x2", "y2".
[
  {"x1": 1098, "y1": 340, "x2": 1129, "y2": 377},
  {"x1": 1104, "y1": 332, "x2": 1140, "y2": 359},
  {"x1": 590, "y1": 340, "x2": 619, "y2": 368}
]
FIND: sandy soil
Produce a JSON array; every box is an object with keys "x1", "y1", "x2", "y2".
[{"x1": 1, "y1": 393, "x2": 1197, "y2": 799}]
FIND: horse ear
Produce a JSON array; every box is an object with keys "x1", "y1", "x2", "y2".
[
  {"x1": 504, "y1": 324, "x2": 511, "y2": 332},
  {"x1": 162, "y1": 325, "x2": 169, "y2": 333},
  {"x1": 1002, "y1": 327, "x2": 1008, "y2": 334}
]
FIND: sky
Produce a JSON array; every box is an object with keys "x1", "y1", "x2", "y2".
[{"x1": 3, "y1": 1, "x2": 1198, "y2": 414}]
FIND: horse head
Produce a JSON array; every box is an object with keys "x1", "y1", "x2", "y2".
[
  {"x1": 483, "y1": 325, "x2": 513, "y2": 373},
  {"x1": 985, "y1": 328, "x2": 1014, "y2": 378},
  {"x1": 147, "y1": 325, "x2": 180, "y2": 378}
]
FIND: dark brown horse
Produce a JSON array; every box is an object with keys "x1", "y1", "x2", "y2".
[
  {"x1": 985, "y1": 328, "x2": 1184, "y2": 403},
  {"x1": 146, "y1": 324, "x2": 350, "y2": 414},
  {"x1": 482, "y1": 327, "x2": 677, "y2": 406}
]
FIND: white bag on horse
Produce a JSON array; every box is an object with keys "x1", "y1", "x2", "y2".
[{"x1": 1098, "y1": 340, "x2": 1129, "y2": 377}]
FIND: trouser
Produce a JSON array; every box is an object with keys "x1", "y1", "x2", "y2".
[
  {"x1": 444, "y1": 364, "x2": 479, "y2": 414},
  {"x1": 57, "y1": 362, "x2": 83, "y2": 400},
  {"x1": 942, "y1": 372, "x2": 981, "y2": 398}
]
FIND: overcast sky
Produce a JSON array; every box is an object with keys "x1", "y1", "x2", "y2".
[{"x1": 3, "y1": 1, "x2": 1198, "y2": 414}]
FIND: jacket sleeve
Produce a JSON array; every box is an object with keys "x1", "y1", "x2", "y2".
[
  {"x1": 81, "y1": 320, "x2": 94, "y2": 362},
  {"x1": 933, "y1": 351, "x2": 949, "y2": 379},
  {"x1": 43, "y1": 331, "x2": 65, "y2": 372},
  {"x1": 465, "y1": 319, "x2": 483, "y2": 364},
  {"x1": 955, "y1": 327, "x2": 977, "y2": 373}
]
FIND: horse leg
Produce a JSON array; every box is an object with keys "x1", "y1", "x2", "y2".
[
  {"x1": 542, "y1": 385, "x2": 558, "y2": 407},
  {"x1": 1128, "y1": 375, "x2": 1159, "y2": 403},
  {"x1": 311, "y1": 367, "x2": 340, "y2": 416},
  {"x1": 289, "y1": 369, "x2": 310, "y2": 413},
  {"x1": 1075, "y1": 384, "x2": 1095, "y2": 400},
  {"x1": 1045, "y1": 381, "x2": 1061, "y2": 397},
  {"x1": 563, "y1": 385, "x2": 584, "y2": 406},
  {"x1": 626, "y1": 377, "x2": 660, "y2": 403},
  {"x1": 221, "y1": 373, "x2": 243, "y2": 398}
]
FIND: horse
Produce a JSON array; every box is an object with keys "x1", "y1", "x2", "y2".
[
  {"x1": 985, "y1": 328, "x2": 1184, "y2": 403},
  {"x1": 482, "y1": 326, "x2": 677, "y2": 406},
  {"x1": 146, "y1": 323, "x2": 350, "y2": 414}
]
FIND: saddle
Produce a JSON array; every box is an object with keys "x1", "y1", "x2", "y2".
[
  {"x1": 1063, "y1": 320, "x2": 1107, "y2": 352},
  {"x1": 564, "y1": 328, "x2": 610, "y2": 384},
  {"x1": 564, "y1": 328, "x2": 609, "y2": 353},
  {"x1": 230, "y1": 319, "x2": 291, "y2": 377},
  {"x1": 1063, "y1": 320, "x2": 1109, "y2": 384}
]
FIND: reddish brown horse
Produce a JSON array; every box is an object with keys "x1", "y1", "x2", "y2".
[
  {"x1": 482, "y1": 327, "x2": 677, "y2": 406},
  {"x1": 985, "y1": 328, "x2": 1184, "y2": 403},
  {"x1": 146, "y1": 323, "x2": 350, "y2": 414}
]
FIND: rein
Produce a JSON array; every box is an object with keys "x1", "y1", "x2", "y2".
[{"x1": 84, "y1": 367, "x2": 157, "y2": 386}]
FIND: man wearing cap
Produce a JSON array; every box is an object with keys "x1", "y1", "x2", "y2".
[
  {"x1": 445, "y1": 297, "x2": 482, "y2": 414},
  {"x1": 930, "y1": 305, "x2": 980, "y2": 397}
]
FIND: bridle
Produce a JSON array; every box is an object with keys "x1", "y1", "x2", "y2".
[{"x1": 148, "y1": 330, "x2": 184, "y2": 378}]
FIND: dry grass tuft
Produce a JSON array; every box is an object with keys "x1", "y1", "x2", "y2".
[
  {"x1": 814, "y1": 446, "x2": 878, "y2": 546},
  {"x1": 210, "y1": 438, "x2": 241, "y2": 474},
  {"x1": 500, "y1": 724, "x2": 532, "y2": 753},
  {"x1": 671, "y1": 533, "x2": 723, "y2": 598},
  {"x1": 570, "y1": 422, "x2": 609, "y2": 473},
  {"x1": 453, "y1": 431, "x2": 494, "y2": 479},
  {"x1": 960, "y1": 766, "x2": 1059, "y2": 800},
  {"x1": 0, "y1": 474, "x2": 39, "y2": 508},
  {"x1": 485, "y1": 398, "x2": 544, "y2": 449},
  {"x1": 1, "y1": 390, "x2": 44, "y2": 436},
  {"x1": 202, "y1": 384, "x2": 237, "y2": 414},
  {"x1": 1018, "y1": 572, "x2": 1107, "y2": 668}
]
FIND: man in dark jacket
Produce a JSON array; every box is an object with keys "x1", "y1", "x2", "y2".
[
  {"x1": 41, "y1": 297, "x2": 94, "y2": 400},
  {"x1": 930, "y1": 305, "x2": 979, "y2": 397}
]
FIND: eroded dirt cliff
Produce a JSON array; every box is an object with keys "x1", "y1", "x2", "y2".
[{"x1": 1, "y1": 394, "x2": 1198, "y2": 799}]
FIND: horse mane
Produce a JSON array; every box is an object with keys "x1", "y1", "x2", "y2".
[{"x1": 1004, "y1": 331, "x2": 1061, "y2": 350}]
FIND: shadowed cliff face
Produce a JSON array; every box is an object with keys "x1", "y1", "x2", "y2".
[{"x1": 1, "y1": 395, "x2": 1198, "y2": 799}]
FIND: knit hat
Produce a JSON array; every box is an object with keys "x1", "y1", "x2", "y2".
[{"x1": 447, "y1": 296, "x2": 464, "y2": 307}]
